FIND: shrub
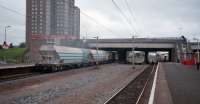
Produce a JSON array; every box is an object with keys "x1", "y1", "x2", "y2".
[{"x1": 19, "y1": 42, "x2": 26, "y2": 48}]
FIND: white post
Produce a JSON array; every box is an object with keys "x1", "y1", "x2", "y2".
[
  {"x1": 4, "y1": 26, "x2": 11, "y2": 43},
  {"x1": 3, "y1": 26, "x2": 11, "y2": 63},
  {"x1": 4, "y1": 27, "x2": 6, "y2": 43}
]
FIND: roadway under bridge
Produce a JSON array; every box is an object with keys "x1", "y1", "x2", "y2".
[{"x1": 86, "y1": 37, "x2": 187, "y2": 63}]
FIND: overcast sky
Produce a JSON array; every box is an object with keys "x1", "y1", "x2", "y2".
[{"x1": 0, "y1": 0, "x2": 199, "y2": 45}]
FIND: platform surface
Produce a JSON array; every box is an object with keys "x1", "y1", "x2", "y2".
[
  {"x1": 0, "y1": 64, "x2": 34, "y2": 70},
  {"x1": 155, "y1": 63, "x2": 200, "y2": 104}
]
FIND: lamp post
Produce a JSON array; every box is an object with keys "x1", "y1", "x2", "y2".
[
  {"x1": 132, "y1": 36, "x2": 135, "y2": 69},
  {"x1": 3, "y1": 26, "x2": 11, "y2": 64},
  {"x1": 5, "y1": 26, "x2": 11, "y2": 43},
  {"x1": 93, "y1": 36, "x2": 99, "y2": 68},
  {"x1": 193, "y1": 38, "x2": 199, "y2": 70}
]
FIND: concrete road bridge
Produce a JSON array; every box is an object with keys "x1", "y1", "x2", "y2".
[{"x1": 86, "y1": 37, "x2": 187, "y2": 63}]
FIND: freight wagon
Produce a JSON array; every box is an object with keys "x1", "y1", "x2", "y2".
[{"x1": 35, "y1": 45, "x2": 113, "y2": 72}]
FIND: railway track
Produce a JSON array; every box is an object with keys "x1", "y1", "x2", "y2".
[
  {"x1": 104, "y1": 64, "x2": 156, "y2": 104},
  {"x1": 0, "y1": 63, "x2": 109, "y2": 82},
  {"x1": 0, "y1": 72, "x2": 41, "y2": 82}
]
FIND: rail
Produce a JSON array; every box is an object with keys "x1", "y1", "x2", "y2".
[{"x1": 103, "y1": 64, "x2": 157, "y2": 104}]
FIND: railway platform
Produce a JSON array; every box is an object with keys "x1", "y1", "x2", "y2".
[
  {"x1": 0, "y1": 64, "x2": 34, "y2": 70},
  {"x1": 152, "y1": 63, "x2": 200, "y2": 104},
  {"x1": 0, "y1": 64, "x2": 35, "y2": 78}
]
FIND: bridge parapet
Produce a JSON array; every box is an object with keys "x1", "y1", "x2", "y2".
[{"x1": 88, "y1": 43, "x2": 175, "y2": 49}]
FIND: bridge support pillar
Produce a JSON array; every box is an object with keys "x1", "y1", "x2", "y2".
[
  {"x1": 145, "y1": 51, "x2": 149, "y2": 64},
  {"x1": 118, "y1": 50, "x2": 127, "y2": 63},
  {"x1": 170, "y1": 48, "x2": 176, "y2": 62}
]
